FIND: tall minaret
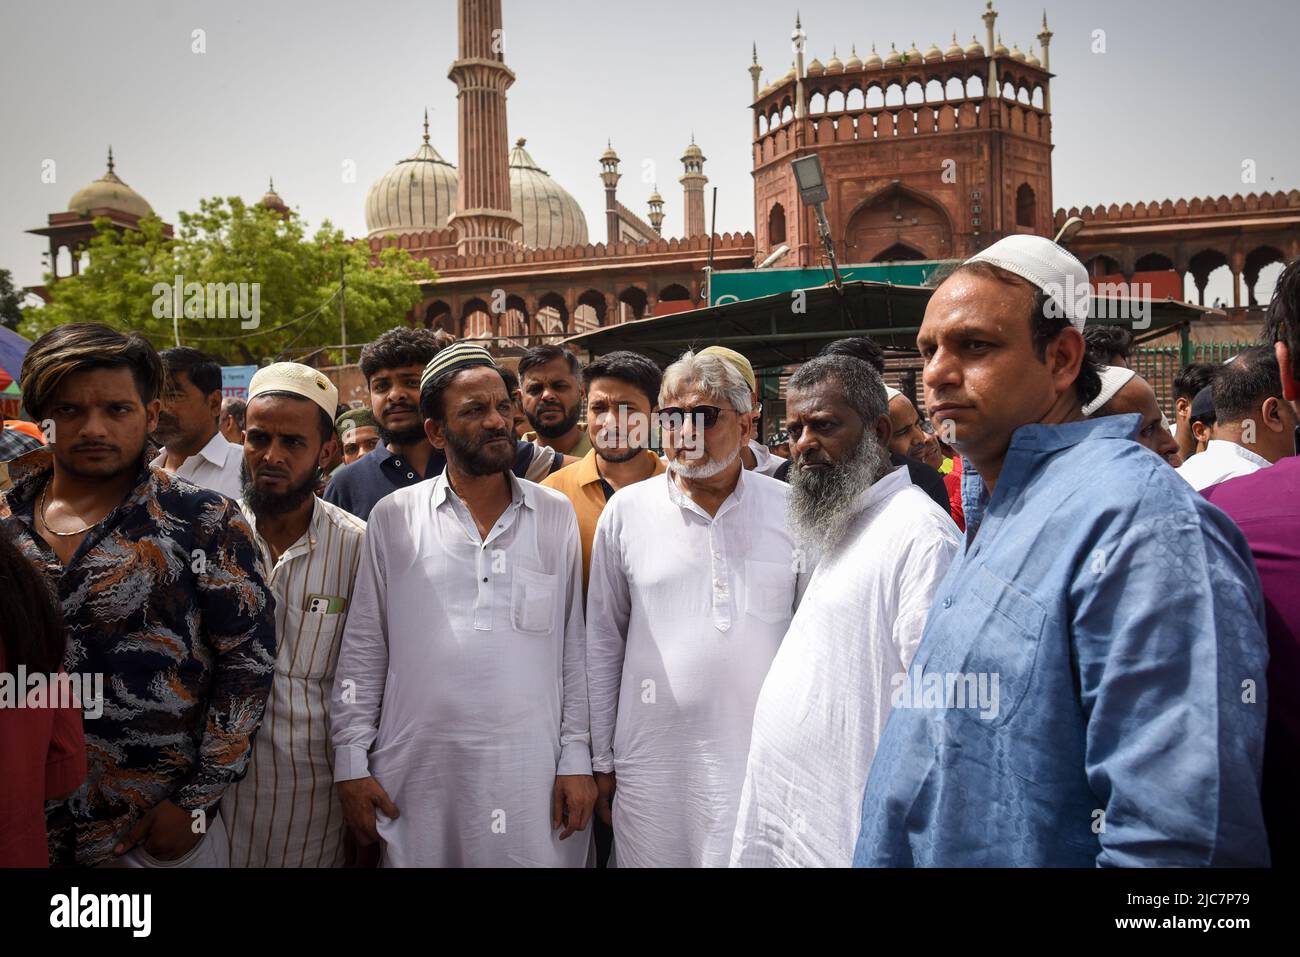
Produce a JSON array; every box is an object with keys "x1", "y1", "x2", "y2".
[
  {"x1": 448, "y1": 0, "x2": 522, "y2": 255},
  {"x1": 600, "y1": 142, "x2": 622, "y2": 244},
  {"x1": 680, "y1": 137, "x2": 708, "y2": 239}
]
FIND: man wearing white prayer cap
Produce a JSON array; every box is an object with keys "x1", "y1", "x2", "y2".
[
  {"x1": 331, "y1": 343, "x2": 595, "y2": 867},
  {"x1": 225, "y1": 362, "x2": 370, "y2": 867},
  {"x1": 853, "y1": 234, "x2": 1269, "y2": 868},
  {"x1": 1082, "y1": 364, "x2": 1182, "y2": 466}
]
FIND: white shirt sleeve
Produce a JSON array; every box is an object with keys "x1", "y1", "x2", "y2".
[
  {"x1": 584, "y1": 503, "x2": 632, "y2": 774},
  {"x1": 329, "y1": 506, "x2": 391, "y2": 782},
  {"x1": 556, "y1": 502, "x2": 593, "y2": 776},
  {"x1": 893, "y1": 515, "x2": 960, "y2": 670}
]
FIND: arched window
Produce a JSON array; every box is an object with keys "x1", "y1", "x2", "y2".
[
  {"x1": 768, "y1": 203, "x2": 787, "y2": 245},
  {"x1": 1015, "y1": 183, "x2": 1036, "y2": 228}
]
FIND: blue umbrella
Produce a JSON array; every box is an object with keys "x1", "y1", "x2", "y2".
[{"x1": 0, "y1": 325, "x2": 32, "y2": 382}]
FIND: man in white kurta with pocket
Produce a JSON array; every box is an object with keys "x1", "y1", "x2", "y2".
[
  {"x1": 586, "y1": 349, "x2": 797, "y2": 867},
  {"x1": 330, "y1": 344, "x2": 596, "y2": 867},
  {"x1": 730, "y1": 355, "x2": 959, "y2": 868}
]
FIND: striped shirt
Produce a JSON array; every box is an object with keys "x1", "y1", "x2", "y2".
[{"x1": 224, "y1": 496, "x2": 367, "y2": 868}]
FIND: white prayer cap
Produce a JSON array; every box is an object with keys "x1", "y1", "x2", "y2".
[
  {"x1": 964, "y1": 234, "x2": 1092, "y2": 332},
  {"x1": 885, "y1": 386, "x2": 903, "y2": 401},
  {"x1": 248, "y1": 362, "x2": 339, "y2": 419},
  {"x1": 1081, "y1": 364, "x2": 1137, "y2": 416}
]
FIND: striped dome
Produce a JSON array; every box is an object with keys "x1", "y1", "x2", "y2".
[
  {"x1": 365, "y1": 119, "x2": 458, "y2": 239},
  {"x1": 509, "y1": 139, "x2": 588, "y2": 249}
]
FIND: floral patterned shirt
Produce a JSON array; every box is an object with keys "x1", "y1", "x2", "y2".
[{"x1": 0, "y1": 448, "x2": 276, "y2": 866}]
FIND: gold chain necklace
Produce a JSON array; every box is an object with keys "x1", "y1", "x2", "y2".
[{"x1": 38, "y1": 482, "x2": 99, "y2": 538}]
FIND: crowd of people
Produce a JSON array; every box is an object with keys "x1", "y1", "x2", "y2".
[{"x1": 1, "y1": 233, "x2": 1296, "y2": 869}]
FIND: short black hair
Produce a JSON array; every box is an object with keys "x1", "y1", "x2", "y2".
[
  {"x1": 1212, "y1": 346, "x2": 1284, "y2": 422},
  {"x1": 819, "y1": 337, "x2": 886, "y2": 375},
  {"x1": 1083, "y1": 325, "x2": 1135, "y2": 365},
  {"x1": 581, "y1": 351, "x2": 663, "y2": 407},
  {"x1": 518, "y1": 345, "x2": 581, "y2": 381},
  {"x1": 1264, "y1": 257, "x2": 1300, "y2": 381},
  {"x1": 250, "y1": 391, "x2": 335, "y2": 444},
  {"x1": 950, "y1": 261, "x2": 1102, "y2": 406},
  {"x1": 359, "y1": 328, "x2": 445, "y2": 383},
  {"x1": 160, "y1": 347, "x2": 222, "y2": 396},
  {"x1": 1174, "y1": 362, "x2": 1217, "y2": 402},
  {"x1": 419, "y1": 365, "x2": 512, "y2": 424},
  {"x1": 500, "y1": 367, "x2": 521, "y2": 395}
]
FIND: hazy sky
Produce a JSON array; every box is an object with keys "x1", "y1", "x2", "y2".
[{"x1": 3, "y1": 0, "x2": 1297, "y2": 302}]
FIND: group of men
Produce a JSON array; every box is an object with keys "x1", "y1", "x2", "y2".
[{"x1": 2, "y1": 232, "x2": 1297, "y2": 869}]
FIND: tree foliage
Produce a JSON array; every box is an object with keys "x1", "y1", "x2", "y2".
[{"x1": 21, "y1": 198, "x2": 436, "y2": 365}]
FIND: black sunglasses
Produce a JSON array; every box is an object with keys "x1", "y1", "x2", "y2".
[{"x1": 658, "y1": 406, "x2": 734, "y2": 430}]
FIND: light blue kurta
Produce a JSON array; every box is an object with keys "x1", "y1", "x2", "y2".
[{"x1": 854, "y1": 415, "x2": 1271, "y2": 867}]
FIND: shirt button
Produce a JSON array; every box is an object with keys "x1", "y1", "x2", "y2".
[
  {"x1": 942, "y1": 597, "x2": 952, "y2": 609},
  {"x1": 407, "y1": 473, "x2": 415, "y2": 479},
  {"x1": 394, "y1": 460, "x2": 402, "y2": 466},
  {"x1": 482, "y1": 577, "x2": 488, "y2": 583}
]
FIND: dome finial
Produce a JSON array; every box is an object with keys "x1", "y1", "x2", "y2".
[
  {"x1": 795, "y1": 11, "x2": 801, "y2": 29},
  {"x1": 107, "y1": 145, "x2": 114, "y2": 174},
  {"x1": 268, "y1": 176, "x2": 275, "y2": 192},
  {"x1": 516, "y1": 137, "x2": 526, "y2": 148},
  {"x1": 422, "y1": 108, "x2": 430, "y2": 144}
]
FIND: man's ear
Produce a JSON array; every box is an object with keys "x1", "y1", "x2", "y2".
[
  {"x1": 1261, "y1": 396, "x2": 1287, "y2": 433},
  {"x1": 1277, "y1": 342, "x2": 1297, "y2": 402},
  {"x1": 1051, "y1": 328, "x2": 1086, "y2": 397},
  {"x1": 424, "y1": 417, "x2": 445, "y2": 451},
  {"x1": 145, "y1": 398, "x2": 162, "y2": 434},
  {"x1": 318, "y1": 435, "x2": 339, "y2": 470},
  {"x1": 873, "y1": 413, "x2": 893, "y2": 448},
  {"x1": 207, "y1": 390, "x2": 223, "y2": 417}
]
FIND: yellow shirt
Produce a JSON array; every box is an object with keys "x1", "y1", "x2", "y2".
[{"x1": 542, "y1": 448, "x2": 665, "y2": 595}]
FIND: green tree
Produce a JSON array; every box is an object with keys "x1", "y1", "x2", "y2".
[
  {"x1": 21, "y1": 199, "x2": 436, "y2": 365},
  {"x1": 1, "y1": 268, "x2": 28, "y2": 330}
]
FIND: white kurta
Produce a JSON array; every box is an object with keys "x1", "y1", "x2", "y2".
[
  {"x1": 1176, "y1": 439, "x2": 1271, "y2": 491},
  {"x1": 730, "y1": 466, "x2": 960, "y2": 867},
  {"x1": 330, "y1": 472, "x2": 592, "y2": 867},
  {"x1": 586, "y1": 468, "x2": 797, "y2": 867},
  {"x1": 151, "y1": 432, "x2": 244, "y2": 499}
]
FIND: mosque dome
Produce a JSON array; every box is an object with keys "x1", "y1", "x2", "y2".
[
  {"x1": 965, "y1": 35, "x2": 985, "y2": 57},
  {"x1": 365, "y1": 113, "x2": 459, "y2": 239},
  {"x1": 1010, "y1": 43, "x2": 1027, "y2": 62},
  {"x1": 509, "y1": 138, "x2": 589, "y2": 249},
  {"x1": 1025, "y1": 45, "x2": 1041, "y2": 68},
  {"x1": 845, "y1": 45, "x2": 863, "y2": 71},
  {"x1": 67, "y1": 147, "x2": 153, "y2": 218},
  {"x1": 806, "y1": 57, "x2": 825, "y2": 76},
  {"x1": 259, "y1": 178, "x2": 289, "y2": 215},
  {"x1": 865, "y1": 44, "x2": 883, "y2": 69},
  {"x1": 945, "y1": 34, "x2": 965, "y2": 60},
  {"x1": 826, "y1": 49, "x2": 844, "y2": 74},
  {"x1": 884, "y1": 43, "x2": 902, "y2": 67},
  {"x1": 924, "y1": 41, "x2": 943, "y2": 62}
]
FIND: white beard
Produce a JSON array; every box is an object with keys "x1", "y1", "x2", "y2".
[
  {"x1": 667, "y1": 442, "x2": 741, "y2": 480},
  {"x1": 787, "y1": 439, "x2": 891, "y2": 555}
]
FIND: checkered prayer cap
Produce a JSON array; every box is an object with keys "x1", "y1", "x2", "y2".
[{"x1": 419, "y1": 343, "x2": 498, "y2": 391}]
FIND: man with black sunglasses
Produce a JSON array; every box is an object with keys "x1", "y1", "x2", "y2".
[{"x1": 586, "y1": 349, "x2": 797, "y2": 867}]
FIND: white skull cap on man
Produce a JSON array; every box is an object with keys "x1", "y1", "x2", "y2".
[
  {"x1": 1081, "y1": 364, "x2": 1137, "y2": 417},
  {"x1": 248, "y1": 362, "x2": 339, "y2": 420},
  {"x1": 963, "y1": 234, "x2": 1092, "y2": 332},
  {"x1": 885, "y1": 386, "x2": 903, "y2": 401}
]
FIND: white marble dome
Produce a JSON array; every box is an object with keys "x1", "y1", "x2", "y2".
[{"x1": 509, "y1": 139, "x2": 589, "y2": 249}]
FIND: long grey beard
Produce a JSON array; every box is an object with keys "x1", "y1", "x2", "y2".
[{"x1": 787, "y1": 439, "x2": 891, "y2": 556}]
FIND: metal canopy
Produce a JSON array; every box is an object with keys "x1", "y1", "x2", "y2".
[{"x1": 563, "y1": 280, "x2": 1214, "y2": 370}]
